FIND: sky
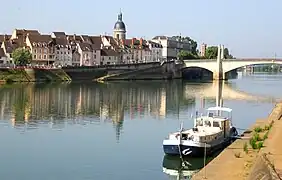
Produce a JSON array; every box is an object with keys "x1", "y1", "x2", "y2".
[{"x1": 1, "y1": 0, "x2": 282, "y2": 58}]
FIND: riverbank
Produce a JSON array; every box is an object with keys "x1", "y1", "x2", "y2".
[
  {"x1": 0, "y1": 62, "x2": 180, "y2": 83},
  {"x1": 192, "y1": 102, "x2": 282, "y2": 180}
]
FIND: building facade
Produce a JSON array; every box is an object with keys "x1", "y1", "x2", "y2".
[
  {"x1": 51, "y1": 32, "x2": 72, "y2": 66},
  {"x1": 200, "y1": 43, "x2": 207, "y2": 57},
  {"x1": 151, "y1": 36, "x2": 191, "y2": 60},
  {"x1": 147, "y1": 40, "x2": 162, "y2": 62},
  {"x1": 0, "y1": 48, "x2": 8, "y2": 64}
]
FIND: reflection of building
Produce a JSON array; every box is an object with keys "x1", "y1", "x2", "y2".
[
  {"x1": 0, "y1": 82, "x2": 189, "y2": 133},
  {"x1": 159, "y1": 88, "x2": 166, "y2": 118}
]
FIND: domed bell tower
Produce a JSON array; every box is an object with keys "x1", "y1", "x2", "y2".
[{"x1": 113, "y1": 11, "x2": 126, "y2": 40}]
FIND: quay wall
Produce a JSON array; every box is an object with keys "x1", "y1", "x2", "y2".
[
  {"x1": 95, "y1": 61, "x2": 183, "y2": 81},
  {"x1": 0, "y1": 61, "x2": 212, "y2": 83},
  {"x1": 192, "y1": 102, "x2": 282, "y2": 180}
]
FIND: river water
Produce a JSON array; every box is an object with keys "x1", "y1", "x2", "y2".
[{"x1": 0, "y1": 72, "x2": 281, "y2": 180}]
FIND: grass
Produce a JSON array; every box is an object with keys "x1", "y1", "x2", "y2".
[
  {"x1": 254, "y1": 127, "x2": 263, "y2": 133},
  {"x1": 249, "y1": 124, "x2": 272, "y2": 150},
  {"x1": 243, "y1": 142, "x2": 248, "y2": 154}
]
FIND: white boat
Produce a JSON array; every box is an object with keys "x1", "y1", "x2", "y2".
[{"x1": 163, "y1": 106, "x2": 238, "y2": 157}]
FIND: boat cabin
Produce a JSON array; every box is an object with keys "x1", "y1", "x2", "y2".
[
  {"x1": 194, "y1": 107, "x2": 232, "y2": 127},
  {"x1": 192, "y1": 106, "x2": 233, "y2": 139}
]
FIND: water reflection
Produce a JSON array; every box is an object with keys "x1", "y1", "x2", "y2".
[
  {"x1": 0, "y1": 81, "x2": 276, "y2": 135},
  {"x1": 0, "y1": 79, "x2": 280, "y2": 180},
  {"x1": 162, "y1": 155, "x2": 214, "y2": 180},
  {"x1": 0, "y1": 81, "x2": 191, "y2": 138}
]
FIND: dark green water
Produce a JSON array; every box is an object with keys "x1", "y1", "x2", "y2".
[{"x1": 0, "y1": 72, "x2": 281, "y2": 180}]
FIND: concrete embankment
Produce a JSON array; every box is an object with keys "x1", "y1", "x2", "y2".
[
  {"x1": 0, "y1": 61, "x2": 183, "y2": 83},
  {"x1": 94, "y1": 61, "x2": 183, "y2": 81},
  {"x1": 192, "y1": 102, "x2": 282, "y2": 180}
]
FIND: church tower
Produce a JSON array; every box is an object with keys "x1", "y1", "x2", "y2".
[{"x1": 113, "y1": 11, "x2": 126, "y2": 40}]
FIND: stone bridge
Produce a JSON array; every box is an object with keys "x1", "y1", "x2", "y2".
[{"x1": 183, "y1": 45, "x2": 282, "y2": 80}]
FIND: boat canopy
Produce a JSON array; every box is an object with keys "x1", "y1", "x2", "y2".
[{"x1": 207, "y1": 106, "x2": 232, "y2": 113}]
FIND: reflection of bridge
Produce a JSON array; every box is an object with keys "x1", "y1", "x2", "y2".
[
  {"x1": 183, "y1": 81, "x2": 279, "y2": 105},
  {"x1": 183, "y1": 45, "x2": 282, "y2": 80}
]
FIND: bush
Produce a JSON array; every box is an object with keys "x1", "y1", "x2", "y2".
[
  {"x1": 264, "y1": 125, "x2": 270, "y2": 131},
  {"x1": 249, "y1": 138, "x2": 257, "y2": 149},
  {"x1": 257, "y1": 141, "x2": 264, "y2": 149},
  {"x1": 263, "y1": 132, "x2": 269, "y2": 140},
  {"x1": 253, "y1": 133, "x2": 262, "y2": 141},
  {"x1": 243, "y1": 142, "x2": 248, "y2": 154},
  {"x1": 254, "y1": 127, "x2": 263, "y2": 133}
]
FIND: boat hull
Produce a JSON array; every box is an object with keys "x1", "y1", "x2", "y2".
[{"x1": 163, "y1": 139, "x2": 232, "y2": 157}]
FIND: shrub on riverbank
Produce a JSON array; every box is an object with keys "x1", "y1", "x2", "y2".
[{"x1": 249, "y1": 123, "x2": 273, "y2": 150}]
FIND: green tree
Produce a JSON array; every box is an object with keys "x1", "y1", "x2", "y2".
[
  {"x1": 12, "y1": 48, "x2": 32, "y2": 66},
  {"x1": 178, "y1": 50, "x2": 199, "y2": 60},
  {"x1": 204, "y1": 46, "x2": 234, "y2": 59},
  {"x1": 205, "y1": 46, "x2": 218, "y2": 59}
]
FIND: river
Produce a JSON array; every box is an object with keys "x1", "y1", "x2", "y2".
[{"x1": 0, "y1": 72, "x2": 281, "y2": 180}]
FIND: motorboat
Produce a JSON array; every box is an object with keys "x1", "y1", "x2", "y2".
[{"x1": 163, "y1": 106, "x2": 238, "y2": 157}]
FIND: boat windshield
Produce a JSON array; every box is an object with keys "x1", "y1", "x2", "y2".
[
  {"x1": 207, "y1": 108, "x2": 232, "y2": 119},
  {"x1": 196, "y1": 118, "x2": 203, "y2": 126},
  {"x1": 195, "y1": 118, "x2": 221, "y2": 128}
]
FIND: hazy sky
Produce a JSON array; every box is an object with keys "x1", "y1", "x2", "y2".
[{"x1": 1, "y1": 0, "x2": 281, "y2": 58}]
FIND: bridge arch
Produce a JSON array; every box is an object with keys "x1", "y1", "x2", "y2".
[
  {"x1": 184, "y1": 60, "x2": 217, "y2": 73},
  {"x1": 223, "y1": 60, "x2": 282, "y2": 73},
  {"x1": 183, "y1": 66, "x2": 213, "y2": 73}
]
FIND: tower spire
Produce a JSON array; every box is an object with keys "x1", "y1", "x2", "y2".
[{"x1": 118, "y1": 10, "x2": 122, "y2": 21}]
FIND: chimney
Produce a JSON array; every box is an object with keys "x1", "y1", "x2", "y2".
[
  {"x1": 140, "y1": 38, "x2": 143, "y2": 49},
  {"x1": 131, "y1": 38, "x2": 134, "y2": 47},
  {"x1": 73, "y1": 34, "x2": 76, "y2": 41}
]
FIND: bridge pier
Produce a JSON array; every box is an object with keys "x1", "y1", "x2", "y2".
[
  {"x1": 213, "y1": 45, "x2": 226, "y2": 80},
  {"x1": 213, "y1": 71, "x2": 226, "y2": 80}
]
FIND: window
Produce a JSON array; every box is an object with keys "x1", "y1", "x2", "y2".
[
  {"x1": 39, "y1": 55, "x2": 42, "y2": 59},
  {"x1": 34, "y1": 49, "x2": 37, "y2": 53},
  {"x1": 39, "y1": 49, "x2": 42, "y2": 53},
  {"x1": 94, "y1": 55, "x2": 96, "y2": 59},
  {"x1": 213, "y1": 121, "x2": 220, "y2": 127},
  {"x1": 43, "y1": 55, "x2": 47, "y2": 59},
  {"x1": 34, "y1": 55, "x2": 37, "y2": 59},
  {"x1": 109, "y1": 57, "x2": 111, "y2": 60}
]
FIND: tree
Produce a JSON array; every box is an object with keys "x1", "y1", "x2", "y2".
[
  {"x1": 205, "y1": 46, "x2": 218, "y2": 59},
  {"x1": 12, "y1": 48, "x2": 32, "y2": 66},
  {"x1": 178, "y1": 50, "x2": 199, "y2": 60},
  {"x1": 204, "y1": 46, "x2": 234, "y2": 59},
  {"x1": 224, "y1": 48, "x2": 234, "y2": 59}
]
